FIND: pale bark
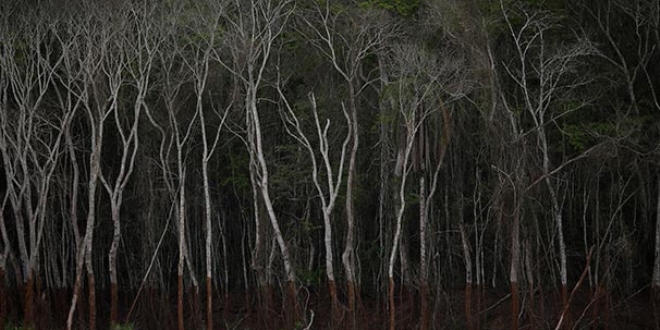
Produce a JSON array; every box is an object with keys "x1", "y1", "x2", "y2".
[
  {"x1": 343, "y1": 82, "x2": 359, "y2": 315},
  {"x1": 219, "y1": 0, "x2": 298, "y2": 322},
  {"x1": 388, "y1": 121, "x2": 416, "y2": 330},
  {"x1": 99, "y1": 21, "x2": 146, "y2": 322},
  {"x1": 189, "y1": 15, "x2": 227, "y2": 328},
  {"x1": 459, "y1": 222, "x2": 473, "y2": 330},
  {"x1": 280, "y1": 90, "x2": 352, "y2": 321},
  {"x1": 301, "y1": 8, "x2": 386, "y2": 322}
]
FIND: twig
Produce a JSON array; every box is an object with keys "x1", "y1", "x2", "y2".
[
  {"x1": 554, "y1": 246, "x2": 594, "y2": 330},
  {"x1": 302, "y1": 310, "x2": 315, "y2": 330},
  {"x1": 126, "y1": 207, "x2": 173, "y2": 321}
]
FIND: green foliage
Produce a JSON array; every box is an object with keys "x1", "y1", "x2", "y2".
[
  {"x1": 220, "y1": 151, "x2": 251, "y2": 193},
  {"x1": 111, "y1": 323, "x2": 137, "y2": 330},
  {"x1": 361, "y1": 0, "x2": 421, "y2": 17},
  {"x1": 406, "y1": 191, "x2": 420, "y2": 205},
  {"x1": 298, "y1": 266, "x2": 323, "y2": 287},
  {"x1": 5, "y1": 323, "x2": 35, "y2": 330}
]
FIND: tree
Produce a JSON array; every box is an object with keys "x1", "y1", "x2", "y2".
[
  {"x1": 381, "y1": 41, "x2": 452, "y2": 330},
  {"x1": 65, "y1": 5, "x2": 124, "y2": 329},
  {"x1": 279, "y1": 89, "x2": 351, "y2": 324},
  {"x1": 0, "y1": 9, "x2": 74, "y2": 328},
  {"x1": 299, "y1": 4, "x2": 388, "y2": 324},
  {"x1": 216, "y1": 0, "x2": 299, "y2": 326},
  {"x1": 181, "y1": 3, "x2": 230, "y2": 328},
  {"x1": 499, "y1": 3, "x2": 596, "y2": 327}
]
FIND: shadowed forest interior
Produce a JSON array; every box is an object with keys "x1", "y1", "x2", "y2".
[{"x1": 1, "y1": 0, "x2": 660, "y2": 329}]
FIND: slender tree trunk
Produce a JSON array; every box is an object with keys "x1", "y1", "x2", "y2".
[
  {"x1": 177, "y1": 272, "x2": 184, "y2": 330},
  {"x1": 653, "y1": 176, "x2": 660, "y2": 329},
  {"x1": 399, "y1": 237, "x2": 413, "y2": 311},
  {"x1": 389, "y1": 129, "x2": 415, "y2": 330},
  {"x1": 459, "y1": 223, "x2": 473, "y2": 330},
  {"x1": 545, "y1": 175, "x2": 569, "y2": 329},
  {"x1": 87, "y1": 262, "x2": 96, "y2": 330},
  {"x1": 109, "y1": 205, "x2": 120, "y2": 326},
  {"x1": 66, "y1": 133, "x2": 102, "y2": 330},
  {"x1": 86, "y1": 199, "x2": 98, "y2": 330},
  {"x1": 388, "y1": 276, "x2": 396, "y2": 330},
  {"x1": 248, "y1": 83, "x2": 299, "y2": 325},
  {"x1": 343, "y1": 82, "x2": 359, "y2": 329},
  {"x1": 177, "y1": 196, "x2": 186, "y2": 330},
  {"x1": 525, "y1": 238, "x2": 536, "y2": 329},
  {"x1": 510, "y1": 194, "x2": 521, "y2": 330},
  {"x1": 323, "y1": 211, "x2": 340, "y2": 323},
  {"x1": 0, "y1": 267, "x2": 4, "y2": 330},
  {"x1": 24, "y1": 269, "x2": 34, "y2": 328},
  {"x1": 202, "y1": 140, "x2": 213, "y2": 330},
  {"x1": 419, "y1": 177, "x2": 430, "y2": 330}
]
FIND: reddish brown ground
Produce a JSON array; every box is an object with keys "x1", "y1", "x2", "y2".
[{"x1": 3, "y1": 286, "x2": 658, "y2": 330}]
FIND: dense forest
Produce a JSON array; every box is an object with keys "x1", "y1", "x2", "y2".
[{"x1": 1, "y1": 0, "x2": 660, "y2": 329}]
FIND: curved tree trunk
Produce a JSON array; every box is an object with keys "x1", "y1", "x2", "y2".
[{"x1": 249, "y1": 84, "x2": 299, "y2": 326}]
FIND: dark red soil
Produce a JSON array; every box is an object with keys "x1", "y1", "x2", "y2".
[{"x1": 3, "y1": 285, "x2": 659, "y2": 330}]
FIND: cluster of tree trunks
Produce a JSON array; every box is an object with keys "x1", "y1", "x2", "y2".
[{"x1": 0, "y1": 0, "x2": 660, "y2": 330}]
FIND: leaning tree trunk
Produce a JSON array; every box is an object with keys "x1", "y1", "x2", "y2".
[{"x1": 249, "y1": 88, "x2": 299, "y2": 326}]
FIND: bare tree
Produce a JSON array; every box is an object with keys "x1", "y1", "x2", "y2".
[
  {"x1": 181, "y1": 3, "x2": 230, "y2": 328},
  {"x1": 0, "y1": 44, "x2": 12, "y2": 330},
  {"x1": 97, "y1": 5, "x2": 160, "y2": 326},
  {"x1": 279, "y1": 89, "x2": 351, "y2": 323},
  {"x1": 216, "y1": 0, "x2": 299, "y2": 325},
  {"x1": 381, "y1": 42, "x2": 448, "y2": 330},
  {"x1": 65, "y1": 7, "x2": 122, "y2": 329},
  {"x1": 154, "y1": 25, "x2": 201, "y2": 330},
  {"x1": 500, "y1": 3, "x2": 595, "y2": 327},
  {"x1": 300, "y1": 4, "x2": 388, "y2": 324},
  {"x1": 0, "y1": 11, "x2": 73, "y2": 327}
]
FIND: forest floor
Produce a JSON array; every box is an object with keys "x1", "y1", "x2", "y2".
[{"x1": 4, "y1": 286, "x2": 658, "y2": 330}]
